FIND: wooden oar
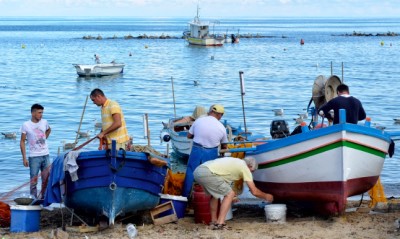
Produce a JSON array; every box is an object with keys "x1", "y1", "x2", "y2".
[{"x1": 72, "y1": 136, "x2": 97, "y2": 151}]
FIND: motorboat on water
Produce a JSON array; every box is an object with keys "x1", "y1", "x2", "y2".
[{"x1": 73, "y1": 62, "x2": 125, "y2": 77}]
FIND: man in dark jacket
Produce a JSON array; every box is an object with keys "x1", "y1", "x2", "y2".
[{"x1": 319, "y1": 84, "x2": 366, "y2": 124}]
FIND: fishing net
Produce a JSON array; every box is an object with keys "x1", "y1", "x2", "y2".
[
  {"x1": 163, "y1": 169, "x2": 185, "y2": 196},
  {"x1": 368, "y1": 177, "x2": 387, "y2": 208},
  {"x1": 0, "y1": 201, "x2": 10, "y2": 227}
]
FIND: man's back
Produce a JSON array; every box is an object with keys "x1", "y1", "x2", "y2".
[{"x1": 319, "y1": 95, "x2": 366, "y2": 124}]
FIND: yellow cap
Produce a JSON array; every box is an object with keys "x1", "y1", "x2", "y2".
[{"x1": 210, "y1": 104, "x2": 225, "y2": 114}]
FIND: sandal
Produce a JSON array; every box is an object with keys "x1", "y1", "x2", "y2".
[{"x1": 213, "y1": 224, "x2": 232, "y2": 230}]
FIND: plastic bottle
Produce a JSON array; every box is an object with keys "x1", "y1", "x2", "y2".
[
  {"x1": 364, "y1": 117, "x2": 371, "y2": 127},
  {"x1": 126, "y1": 223, "x2": 138, "y2": 239}
]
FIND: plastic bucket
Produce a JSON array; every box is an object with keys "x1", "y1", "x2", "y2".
[
  {"x1": 10, "y1": 205, "x2": 42, "y2": 232},
  {"x1": 159, "y1": 194, "x2": 188, "y2": 219},
  {"x1": 265, "y1": 204, "x2": 286, "y2": 223},
  {"x1": 192, "y1": 185, "x2": 212, "y2": 224},
  {"x1": 192, "y1": 185, "x2": 232, "y2": 224}
]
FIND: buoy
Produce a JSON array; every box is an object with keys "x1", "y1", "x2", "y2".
[
  {"x1": 21, "y1": 44, "x2": 26, "y2": 49},
  {"x1": 300, "y1": 39, "x2": 304, "y2": 45},
  {"x1": 380, "y1": 41, "x2": 384, "y2": 46},
  {"x1": 145, "y1": 45, "x2": 148, "y2": 48}
]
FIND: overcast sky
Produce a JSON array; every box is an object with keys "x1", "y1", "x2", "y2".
[{"x1": 0, "y1": 0, "x2": 398, "y2": 18}]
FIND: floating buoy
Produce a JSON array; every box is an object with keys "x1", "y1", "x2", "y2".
[
  {"x1": 144, "y1": 45, "x2": 148, "y2": 48},
  {"x1": 210, "y1": 56, "x2": 214, "y2": 60},
  {"x1": 129, "y1": 52, "x2": 132, "y2": 56},
  {"x1": 300, "y1": 39, "x2": 304, "y2": 45},
  {"x1": 380, "y1": 41, "x2": 384, "y2": 46},
  {"x1": 21, "y1": 44, "x2": 26, "y2": 49}
]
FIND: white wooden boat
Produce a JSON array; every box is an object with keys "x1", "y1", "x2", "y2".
[
  {"x1": 73, "y1": 63, "x2": 125, "y2": 77},
  {"x1": 242, "y1": 110, "x2": 394, "y2": 215},
  {"x1": 161, "y1": 116, "x2": 259, "y2": 162},
  {"x1": 186, "y1": 6, "x2": 225, "y2": 46}
]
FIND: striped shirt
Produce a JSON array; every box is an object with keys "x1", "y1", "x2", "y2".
[{"x1": 101, "y1": 99, "x2": 129, "y2": 144}]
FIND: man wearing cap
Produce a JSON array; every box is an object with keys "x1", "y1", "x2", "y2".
[{"x1": 182, "y1": 104, "x2": 228, "y2": 197}]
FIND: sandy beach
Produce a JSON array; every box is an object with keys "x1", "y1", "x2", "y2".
[{"x1": 1, "y1": 199, "x2": 400, "y2": 239}]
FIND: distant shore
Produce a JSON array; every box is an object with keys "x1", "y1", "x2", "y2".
[{"x1": 81, "y1": 33, "x2": 287, "y2": 40}]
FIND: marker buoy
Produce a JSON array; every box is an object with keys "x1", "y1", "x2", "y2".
[{"x1": 300, "y1": 39, "x2": 304, "y2": 45}]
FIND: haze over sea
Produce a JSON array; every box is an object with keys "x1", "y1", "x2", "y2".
[{"x1": 0, "y1": 17, "x2": 400, "y2": 197}]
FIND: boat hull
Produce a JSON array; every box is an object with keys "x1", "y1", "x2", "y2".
[
  {"x1": 250, "y1": 123, "x2": 391, "y2": 215},
  {"x1": 187, "y1": 37, "x2": 224, "y2": 46},
  {"x1": 64, "y1": 149, "x2": 167, "y2": 225},
  {"x1": 73, "y1": 63, "x2": 125, "y2": 77}
]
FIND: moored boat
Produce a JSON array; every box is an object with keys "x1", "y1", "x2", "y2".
[
  {"x1": 73, "y1": 63, "x2": 125, "y2": 77},
  {"x1": 44, "y1": 141, "x2": 168, "y2": 225},
  {"x1": 185, "y1": 5, "x2": 225, "y2": 46},
  {"x1": 248, "y1": 114, "x2": 393, "y2": 215}
]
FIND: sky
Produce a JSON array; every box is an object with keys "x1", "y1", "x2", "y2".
[{"x1": 0, "y1": 0, "x2": 399, "y2": 18}]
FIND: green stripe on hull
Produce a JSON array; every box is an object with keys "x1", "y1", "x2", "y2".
[{"x1": 259, "y1": 141, "x2": 386, "y2": 169}]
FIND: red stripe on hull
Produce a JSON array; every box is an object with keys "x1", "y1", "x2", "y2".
[{"x1": 255, "y1": 176, "x2": 379, "y2": 215}]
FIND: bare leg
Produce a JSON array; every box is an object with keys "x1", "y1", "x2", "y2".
[
  {"x1": 217, "y1": 190, "x2": 235, "y2": 225},
  {"x1": 210, "y1": 197, "x2": 219, "y2": 223}
]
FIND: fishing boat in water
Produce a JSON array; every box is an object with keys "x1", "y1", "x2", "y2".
[
  {"x1": 72, "y1": 62, "x2": 125, "y2": 77},
  {"x1": 185, "y1": 5, "x2": 225, "y2": 46},
  {"x1": 44, "y1": 140, "x2": 168, "y2": 225}
]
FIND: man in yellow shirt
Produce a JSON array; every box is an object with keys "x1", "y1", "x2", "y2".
[
  {"x1": 90, "y1": 88, "x2": 130, "y2": 149},
  {"x1": 194, "y1": 156, "x2": 273, "y2": 230}
]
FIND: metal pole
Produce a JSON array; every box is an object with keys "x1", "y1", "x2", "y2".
[
  {"x1": 145, "y1": 113, "x2": 151, "y2": 146},
  {"x1": 330, "y1": 61, "x2": 333, "y2": 75},
  {"x1": 171, "y1": 77, "x2": 176, "y2": 118},
  {"x1": 239, "y1": 71, "x2": 248, "y2": 136},
  {"x1": 341, "y1": 62, "x2": 344, "y2": 82}
]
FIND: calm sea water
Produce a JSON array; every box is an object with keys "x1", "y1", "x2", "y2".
[{"x1": 1, "y1": 17, "x2": 400, "y2": 196}]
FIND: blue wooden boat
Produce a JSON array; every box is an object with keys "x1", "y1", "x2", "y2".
[{"x1": 64, "y1": 141, "x2": 168, "y2": 225}]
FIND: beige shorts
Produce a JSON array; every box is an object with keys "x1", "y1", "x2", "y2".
[{"x1": 193, "y1": 165, "x2": 232, "y2": 199}]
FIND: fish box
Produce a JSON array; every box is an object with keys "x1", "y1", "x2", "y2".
[{"x1": 159, "y1": 194, "x2": 188, "y2": 219}]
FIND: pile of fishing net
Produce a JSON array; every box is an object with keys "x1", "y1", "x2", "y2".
[
  {"x1": 0, "y1": 201, "x2": 10, "y2": 227},
  {"x1": 129, "y1": 144, "x2": 168, "y2": 167}
]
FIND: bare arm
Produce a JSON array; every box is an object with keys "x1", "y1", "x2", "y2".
[
  {"x1": 246, "y1": 180, "x2": 274, "y2": 202},
  {"x1": 46, "y1": 126, "x2": 51, "y2": 138},
  {"x1": 97, "y1": 113, "x2": 122, "y2": 139},
  {"x1": 20, "y1": 133, "x2": 28, "y2": 167}
]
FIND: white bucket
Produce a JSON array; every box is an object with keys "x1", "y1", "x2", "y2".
[{"x1": 265, "y1": 204, "x2": 286, "y2": 223}]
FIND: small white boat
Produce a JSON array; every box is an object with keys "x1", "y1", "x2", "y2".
[
  {"x1": 73, "y1": 63, "x2": 125, "y2": 77},
  {"x1": 186, "y1": 5, "x2": 225, "y2": 46}
]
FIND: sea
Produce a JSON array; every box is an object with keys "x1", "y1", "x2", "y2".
[{"x1": 0, "y1": 16, "x2": 400, "y2": 198}]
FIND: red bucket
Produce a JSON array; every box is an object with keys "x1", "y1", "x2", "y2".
[{"x1": 192, "y1": 185, "x2": 212, "y2": 224}]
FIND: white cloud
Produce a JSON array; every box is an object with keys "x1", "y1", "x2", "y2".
[{"x1": 0, "y1": 0, "x2": 399, "y2": 17}]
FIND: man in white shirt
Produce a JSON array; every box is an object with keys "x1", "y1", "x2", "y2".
[
  {"x1": 182, "y1": 104, "x2": 228, "y2": 197},
  {"x1": 20, "y1": 104, "x2": 51, "y2": 199}
]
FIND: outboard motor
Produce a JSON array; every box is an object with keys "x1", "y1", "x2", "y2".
[{"x1": 270, "y1": 120, "x2": 289, "y2": 139}]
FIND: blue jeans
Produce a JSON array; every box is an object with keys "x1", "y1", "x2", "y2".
[
  {"x1": 182, "y1": 144, "x2": 218, "y2": 197},
  {"x1": 28, "y1": 155, "x2": 50, "y2": 199}
]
